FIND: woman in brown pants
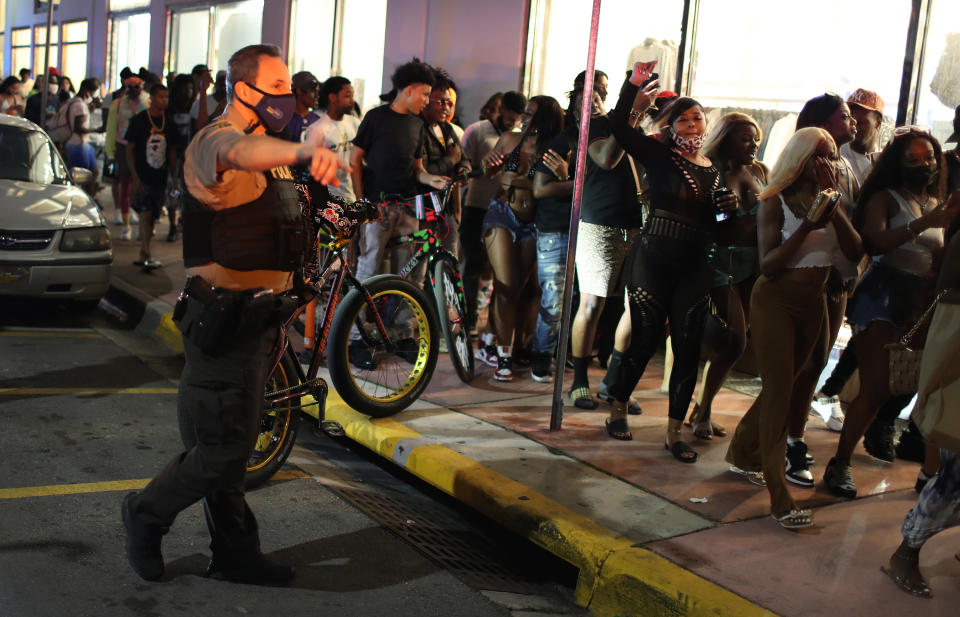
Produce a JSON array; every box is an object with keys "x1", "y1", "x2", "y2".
[{"x1": 726, "y1": 127, "x2": 862, "y2": 529}]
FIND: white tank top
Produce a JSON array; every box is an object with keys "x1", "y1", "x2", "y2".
[
  {"x1": 780, "y1": 195, "x2": 837, "y2": 270},
  {"x1": 880, "y1": 189, "x2": 942, "y2": 277}
]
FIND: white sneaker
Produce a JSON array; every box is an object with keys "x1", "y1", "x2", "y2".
[
  {"x1": 119, "y1": 226, "x2": 132, "y2": 241},
  {"x1": 130, "y1": 211, "x2": 140, "y2": 224},
  {"x1": 811, "y1": 394, "x2": 845, "y2": 432},
  {"x1": 113, "y1": 210, "x2": 123, "y2": 225}
]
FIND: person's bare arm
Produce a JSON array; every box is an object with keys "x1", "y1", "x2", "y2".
[
  {"x1": 588, "y1": 110, "x2": 644, "y2": 170},
  {"x1": 415, "y1": 158, "x2": 449, "y2": 190},
  {"x1": 127, "y1": 141, "x2": 140, "y2": 194},
  {"x1": 860, "y1": 191, "x2": 960, "y2": 255},
  {"x1": 195, "y1": 72, "x2": 214, "y2": 131},
  {"x1": 351, "y1": 145, "x2": 365, "y2": 199},
  {"x1": 831, "y1": 207, "x2": 863, "y2": 262}
]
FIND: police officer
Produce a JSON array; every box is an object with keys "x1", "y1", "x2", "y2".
[{"x1": 121, "y1": 44, "x2": 345, "y2": 586}]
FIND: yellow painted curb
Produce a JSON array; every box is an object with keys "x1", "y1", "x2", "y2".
[
  {"x1": 322, "y1": 397, "x2": 779, "y2": 617},
  {"x1": 156, "y1": 312, "x2": 184, "y2": 354}
]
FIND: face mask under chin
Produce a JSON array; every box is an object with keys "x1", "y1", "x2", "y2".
[
  {"x1": 673, "y1": 132, "x2": 705, "y2": 154},
  {"x1": 903, "y1": 165, "x2": 937, "y2": 187}
]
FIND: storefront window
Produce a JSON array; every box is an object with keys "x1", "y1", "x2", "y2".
[
  {"x1": 167, "y1": 0, "x2": 263, "y2": 76},
  {"x1": 524, "y1": 0, "x2": 685, "y2": 108},
  {"x1": 169, "y1": 9, "x2": 212, "y2": 76},
  {"x1": 914, "y1": 0, "x2": 960, "y2": 144},
  {"x1": 60, "y1": 20, "x2": 88, "y2": 86},
  {"x1": 288, "y1": 0, "x2": 337, "y2": 78},
  {"x1": 107, "y1": 12, "x2": 151, "y2": 91},
  {"x1": 33, "y1": 25, "x2": 59, "y2": 77},
  {"x1": 11, "y1": 27, "x2": 31, "y2": 77},
  {"x1": 209, "y1": 0, "x2": 264, "y2": 73},
  {"x1": 688, "y1": 0, "x2": 912, "y2": 163},
  {"x1": 339, "y1": 0, "x2": 387, "y2": 112}
]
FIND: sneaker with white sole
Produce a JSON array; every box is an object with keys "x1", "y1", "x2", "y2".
[
  {"x1": 530, "y1": 352, "x2": 552, "y2": 383},
  {"x1": 119, "y1": 225, "x2": 132, "y2": 241},
  {"x1": 474, "y1": 344, "x2": 498, "y2": 368},
  {"x1": 811, "y1": 394, "x2": 845, "y2": 432},
  {"x1": 785, "y1": 441, "x2": 814, "y2": 488},
  {"x1": 494, "y1": 355, "x2": 513, "y2": 382}
]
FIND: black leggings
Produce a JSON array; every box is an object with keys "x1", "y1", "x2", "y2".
[{"x1": 609, "y1": 235, "x2": 711, "y2": 421}]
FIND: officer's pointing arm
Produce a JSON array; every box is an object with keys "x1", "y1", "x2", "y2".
[{"x1": 216, "y1": 133, "x2": 349, "y2": 186}]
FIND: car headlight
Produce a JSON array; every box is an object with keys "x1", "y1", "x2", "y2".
[{"x1": 60, "y1": 227, "x2": 111, "y2": 252}]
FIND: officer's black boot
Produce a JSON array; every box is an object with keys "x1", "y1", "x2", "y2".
[
  {"x1": 121, "y1": 492, "x2": 166, "y2": 581},
  {"x1": 206, "y1": 553, "x2": 295, "y2": 587}
]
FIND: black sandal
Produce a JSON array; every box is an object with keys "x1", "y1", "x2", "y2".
[
  {"x1": 605, "y1": 417, "x2": 632, "y2": 441},
  {"x1": 597, "y1": 384, "x2": 642, "y2": 415},
  {"x1": 664, "y1": 439, "x2": 698, "y2": 463}
]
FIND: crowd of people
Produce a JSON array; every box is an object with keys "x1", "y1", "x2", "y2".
[
  {"x1": 344, "y1": 57, "x2": 960, "y2": 595},
  {"x1": 7, "y1": 50, "x2": 960, "y2": 597}
]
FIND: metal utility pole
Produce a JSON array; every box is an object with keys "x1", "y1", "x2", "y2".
[
  {"x1": 550, "y1": 0, "x2": 601, "y2": 431},
  {"x1": 38, "y1": 0, "x2": 55, "y2": 131}
]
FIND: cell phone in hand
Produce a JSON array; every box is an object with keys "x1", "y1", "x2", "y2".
[{"x1": 641, "y1": 72, "x2": 659, "y2": 88}]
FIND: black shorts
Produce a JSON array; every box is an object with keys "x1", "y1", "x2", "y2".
[{"x1": 131, "y1": 185, "x2": 165, "y2": 218}]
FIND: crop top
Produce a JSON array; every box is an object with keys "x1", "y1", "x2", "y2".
[
  {"x1": 880, "y1": 189, "x2": 943, "y2": 277},
  {"x1": 502, "y1": 140, "x2": 537, "y2": 179},
  {"x1": 779, "y1": 195, "x2": 837, "y2": 270}
]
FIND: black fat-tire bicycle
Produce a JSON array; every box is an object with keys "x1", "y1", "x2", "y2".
[
  {"x1": 240, "y1": 198, "x2": 438, "y2": 487},
  {"x1": 384, "y1": 188, "x2": 475, "y2": 383}
]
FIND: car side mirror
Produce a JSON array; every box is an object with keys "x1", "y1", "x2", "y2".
[{"x1": 70, "y1": 167, "x2": 94, "y2": 186}]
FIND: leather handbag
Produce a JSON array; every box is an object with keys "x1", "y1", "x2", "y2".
[
  {"x1": 913, "y1": 297, "x2": 960, "y2": 453},
  {"x1": 885, "y1": 289, "x2": 949, "y2": 396}
]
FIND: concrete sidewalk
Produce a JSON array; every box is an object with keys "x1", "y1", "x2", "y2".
[{"x1": 102, "y1": 196, "x2": 960, "y2": 617}]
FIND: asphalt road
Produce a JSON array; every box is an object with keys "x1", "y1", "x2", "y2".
[{"x1": 0, "y1": 299, "x2": 584, "y2": 617}]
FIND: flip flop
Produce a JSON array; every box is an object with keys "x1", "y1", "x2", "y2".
[
  {"x1": 881, "y1": 563, "x2": 932, "y2": 598},
  {"x1": 605, "y1": 417, "x2": 632, "y2": 441},
  {"x1": 568, "y1": 386, "x2": 598, "y2": 410},
  {"x1": 664, "y1": 440, "x2": 698, "y2": 463}
]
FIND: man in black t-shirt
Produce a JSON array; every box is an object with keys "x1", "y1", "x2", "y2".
[
  {"x1": 350, "y1": 60, "x2": 450, "y2": 285},
  {"x1": 126, "y1": 83, "x2": 178, "y2": 268}
]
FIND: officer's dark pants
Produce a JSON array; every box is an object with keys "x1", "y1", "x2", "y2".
[{"x1": 135, "y1": 309, "x2": 280, "y2": 558}]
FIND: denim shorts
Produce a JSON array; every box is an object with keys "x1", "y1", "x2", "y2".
[{"x1": 481, "y1": 199, "x2": 536, "y2": 243}]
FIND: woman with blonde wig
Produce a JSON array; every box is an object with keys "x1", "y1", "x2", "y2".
[
  {"x1": 726, "y1": 127, "x2": 862, "y2": 529},
  {"x1": 687, "y1": 112, "x2": 768, "y2": 439}
]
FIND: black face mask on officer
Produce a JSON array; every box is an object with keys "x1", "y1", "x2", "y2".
[{"x1": 236, "y1": 82, "x2": 296, "y2": 133}]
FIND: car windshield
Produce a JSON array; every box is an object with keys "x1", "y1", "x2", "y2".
[{"x1": 0, "y1": 125, "x2": 70, "y2": 185}]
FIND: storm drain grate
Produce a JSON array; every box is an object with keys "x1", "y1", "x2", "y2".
[{"x1": 333, "y1": 485, "x2": 542, "y2": 594}]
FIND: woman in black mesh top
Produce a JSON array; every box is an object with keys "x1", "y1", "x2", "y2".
[{"x1": 602, "y1": 61, "x2": 736, "y2": 463}]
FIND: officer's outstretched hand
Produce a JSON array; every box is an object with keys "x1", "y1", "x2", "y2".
[{"x1": 308, "y1": 148, "x2": 351, "y2": 187}]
